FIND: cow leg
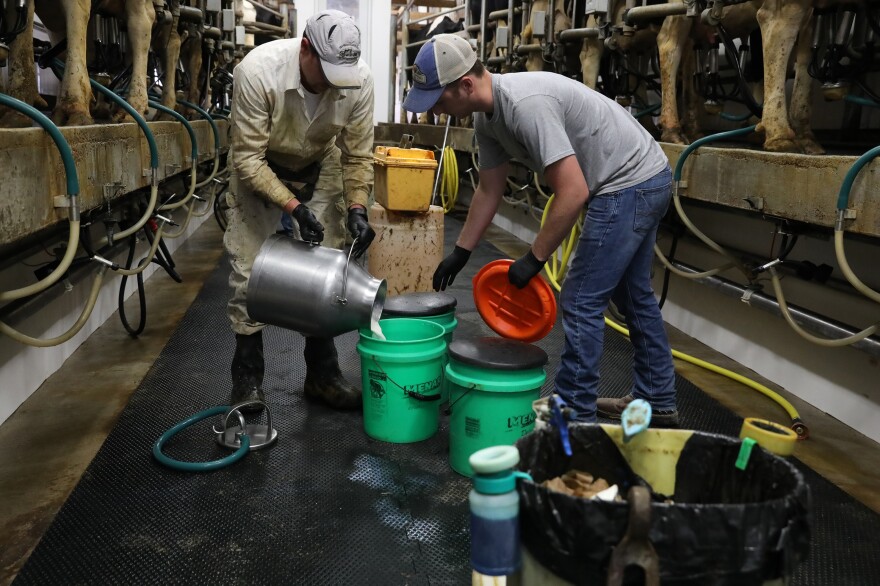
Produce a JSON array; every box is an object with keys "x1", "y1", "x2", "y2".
[
  {"x1": 657, "y1": 13, "x2": 691, "y2": 144},
  {"x1": 0, "y1": 1, "x2": 48, "y2": 127},
  {"x1": 756, "y1": 0, "x2": 811, "y2": 153},
  {"x1": 115, "y1": 0, "x2": 156, "y2": 122},
  {"x1": 790, "y1": 8, "x2": 822, "y2": 154},
  {"x1": 579, "y1": 14, "x2": 602, "y2": 89},
  {"x1": 154, "y1": 1, "x2": 181, "y2": 117},
  {"x1": 680, "y1": 38, "x2": 705, "y2": 142},
  {"x1": 184, "y1": 32, "x2": 203, "y2": 107},
  {"x1": 51, "y1": 0, "x2": 93, "y2": 126}
]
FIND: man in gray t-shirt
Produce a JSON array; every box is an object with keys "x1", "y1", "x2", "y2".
[{"x1": 404, "y1": 34, "x2": 679, "y2": 425}]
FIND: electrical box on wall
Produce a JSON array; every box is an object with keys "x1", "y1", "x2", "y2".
[
  {"x1": 532, "y1": 11, "x2": 546, "y2": 36},
  {"x1": 222, "y1": 9, "x2": 235, "y2": 32},
  {"x1": 583, "y1": 0, "x2": 609, "y2": 14}
]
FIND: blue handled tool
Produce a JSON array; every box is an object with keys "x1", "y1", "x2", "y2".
[
  {"x1": 621, "y1": 399, "x2": 652, "y2": 443},
  {"x1": 550, "y1": 395, "x2": 573, "y2": 456}
]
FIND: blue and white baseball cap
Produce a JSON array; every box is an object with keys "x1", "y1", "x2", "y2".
[{"x1": 403, "y1": 34, "x2": 477, "y2": 113}]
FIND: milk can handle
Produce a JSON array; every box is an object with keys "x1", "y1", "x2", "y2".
[{"x1": 336, "y1": 238, "x2": 358, "y2": 305}]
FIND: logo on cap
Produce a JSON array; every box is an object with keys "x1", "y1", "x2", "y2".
[
  {"x1": 412, "y1": 65, "x2": 427, "y2": 86},
  {"x1": 337, "y1": 47, "x2": 360, "y2": 63}
]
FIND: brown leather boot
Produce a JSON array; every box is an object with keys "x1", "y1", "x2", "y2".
[
  {"x1": 230, "y1": 331, "x2": 265, "y2": 413},
  {"x1": 303, "y1": 336, "x2": 361, "y2": 410},
  {"x1": 597, "y1": 394, "x2": 680, "y2": 427}
]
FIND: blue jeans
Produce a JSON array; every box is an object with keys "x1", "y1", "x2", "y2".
[{"x1": 555, "y1": 166, "x2": 675, "y2": 422}]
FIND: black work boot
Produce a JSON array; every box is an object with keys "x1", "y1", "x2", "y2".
[
  {"x1": 230, "y1": 331, "x2": 266, "y2": 413},
  {"x1": 303, "y1": 336, "x2": 361, "y2": 410}
]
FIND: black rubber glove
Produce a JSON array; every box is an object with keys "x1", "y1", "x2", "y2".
[
  {"x1": 433, "y1": 245, "x2": 472, "y2": 291},
  {"x1": 508, "y1": 249, "x2": 546, "y2": 289},
  {"x1": 347, "y1": 207, "x2": 376, "y2": 259},
  {"x1": 291, "y1": 204, "x2": 324, "y2": 243}
]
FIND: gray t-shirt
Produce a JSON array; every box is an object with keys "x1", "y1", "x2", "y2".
[{"x1": 475, "y1": 72, "x2": 668, "y2": 196}]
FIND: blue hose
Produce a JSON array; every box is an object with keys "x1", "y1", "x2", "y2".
[{"x1": 153, "y1": 406, "x2": 250, "y2": 472}]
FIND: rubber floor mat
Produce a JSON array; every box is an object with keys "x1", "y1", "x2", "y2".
[{"x1": 14, "y1": 215, "x2": 880, "y2": 585}]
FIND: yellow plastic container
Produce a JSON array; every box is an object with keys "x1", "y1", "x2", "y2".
[{"x1": 373, "y1": 146, "x2": 438, "y2": 212}]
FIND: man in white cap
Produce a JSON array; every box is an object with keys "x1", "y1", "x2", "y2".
[
  {"x1": 224, "y1": 9, "x2": 375, "y2": 412},
  {"x1": 405, "y1": 34, "x2": 679, "y2": 426}
]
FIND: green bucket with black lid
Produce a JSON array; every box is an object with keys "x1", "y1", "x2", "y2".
[{"x1": 446, "y1": 337, "x2": 548, "y2": 476}]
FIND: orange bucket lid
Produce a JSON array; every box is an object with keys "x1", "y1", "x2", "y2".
[{"x1": 472, "y1": 259, "x2": 557, "y2": 343}]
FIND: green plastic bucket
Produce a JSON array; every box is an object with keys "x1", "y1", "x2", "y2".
[
  {"x1": 384, "y1": 312, "x2": 457, "y2": 403},
  {"x1": 357, "y1": 318, "x2": 447, "y2": 443},
  {"x1": 446, "y1": 338, "x2": 548, "y2": 477},
  {"x1": 382, "y1": 293, "x2": 458, "y2": 404}
]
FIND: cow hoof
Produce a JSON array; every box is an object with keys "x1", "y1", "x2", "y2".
[
  {"x1": 764, "y1": 137, "x2": 801, "y2": 153},
  {"x1": 71, "y1": 112, "x2": 95, "y2": 126},
  {"x1": 660, "y1": 129, "x2": 688, "y2": 145},
  {"x1": 0, "y1": 110, "x2": 34, "y2": 128},
  {"x1": 799, "y1": 139, "x2": 825, "y2": 155}
]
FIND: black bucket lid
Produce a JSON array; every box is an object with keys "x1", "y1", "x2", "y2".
[
  {"x1": 381, "y1": 292, "x2": 458, "y2": 318},
  {"x1": 448, "y1": 337, "x2": 548, "y2": 371}
]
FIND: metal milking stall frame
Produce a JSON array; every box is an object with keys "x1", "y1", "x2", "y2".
[
  {"x1": 385, "y1": 0, "x2": 880, "y2": 440},
  {"x1": 0, "y1": 0, "x2": 297, "y2": 347}
]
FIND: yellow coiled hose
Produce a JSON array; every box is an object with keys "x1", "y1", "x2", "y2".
[{"x1": 439, "y1": 146, "x2": 459, "y2": 213}]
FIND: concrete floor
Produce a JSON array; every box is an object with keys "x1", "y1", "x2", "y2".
[{"x1": 1, "y1": 219, "x2": 879, "y2": 585}]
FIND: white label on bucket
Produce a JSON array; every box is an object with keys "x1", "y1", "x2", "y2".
[{"x1": 370, "y1": 319, "x2": 386, "y2": 341}]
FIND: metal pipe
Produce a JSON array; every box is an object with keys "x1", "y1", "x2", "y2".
[
  {"x1": 249, "y1": 1, "x2": 284, "y2": 20},
  {"x1": 179, "y1": 6, "x2": 204, "y2": 24},
  {"x1": 558, "y1": 27, "x2": 600, "y2": 42},
  {"x1": 409, "y1": 4, "x2": 466, "y2": 25},
  {"x1": 507, "y1": 0, "x2": 515, "y2": 55},
  {"x1": 480, "y1": 0, "x2": 487, "y2": 62},
  {"x1": 389, "y1": 12, "x2": 397, "y2": 123},
  {"x1": 624, "y1": 3, "x2": 687, "y2": 26},
  {"x1": 672, "y1": 261, "x2": 880, "y2": 358},
  {"x1": 516, "y1": 43, "x2": 543, "y2": 54},
  {"x1": 405, "y1": 37, "x2": 432, "y2": 50},
  {"x1": 488, "y1": 6, "x2": 521, "y2": 21},
  {"x1": 547, "y1": 0, "x2": 556, "y2": 44},
  {"x1": 241, "y1": 21, "x2": 288, "y2": 34},
  {"x1": 487, "y1": 55, "x2": 508, "y2": 65}
]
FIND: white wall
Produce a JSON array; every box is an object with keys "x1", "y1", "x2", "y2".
[{"x1": 296, "y1": 0, "x2": 393, "y2": 125}]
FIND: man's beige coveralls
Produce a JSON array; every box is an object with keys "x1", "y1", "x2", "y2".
[{"x1": 224, "y1": 37, "x2": 375, "y2": 335}]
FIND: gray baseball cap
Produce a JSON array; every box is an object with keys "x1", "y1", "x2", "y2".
[{"x1": 304, "y1": 10, "x2": 362, "y2": 89}]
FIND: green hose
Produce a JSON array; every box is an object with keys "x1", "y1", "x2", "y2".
[
  {"x1": 674, "y1": 124, "x2": 757, "y2": 181},
  {"x1": 178, "y1": 99, "x2": 220, "y2": 154},
  {"x1": 149, "y1": 100, "x2": 198, "y2": 165},
  {"x1": 50, "y1": 58, "x2": 159, "y2": 168},
  {"x1": 720, "y1": 111, "x2": 753, "y2": 122},
  {"x1": 0, "y1": 92, "x2": 79, "y2": 195},
  {"x1": 89, "y1": 81, "x2": 159, "y2": 169},
  {"x1": 836, "y1": 144, "x2": 880, "y2": 210},
  {"x1": 844, "y1": 94, "x2": 880, "y2": 108},
  {"x1": 633, "y1": 103, "x2": 661, "y2": 119},
  {"x1": 153, "y1": 406, "x2": 251, "y2": 472}
]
